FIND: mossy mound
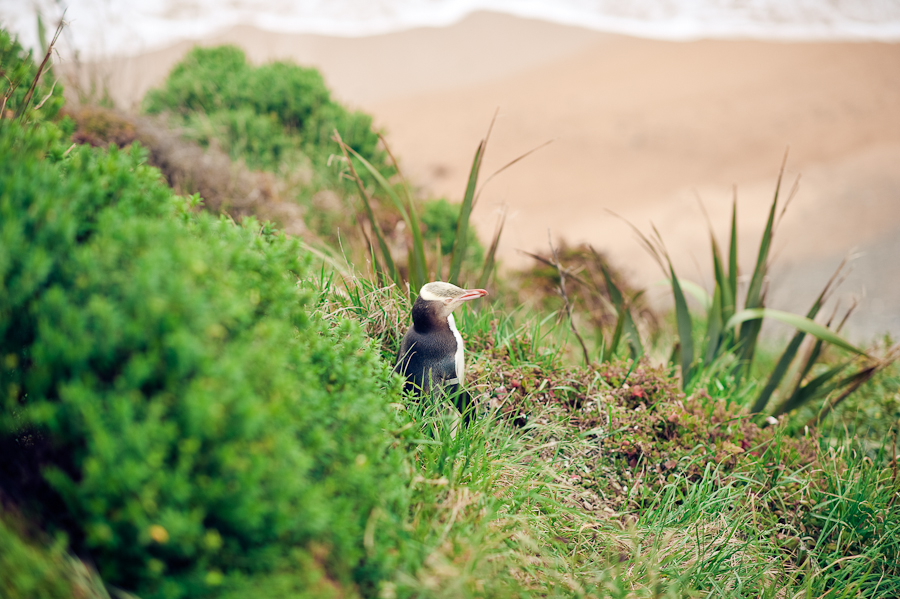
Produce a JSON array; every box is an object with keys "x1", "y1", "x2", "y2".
[{"x1": 468, "y1": 326, "x2": 815, "y2": 511}]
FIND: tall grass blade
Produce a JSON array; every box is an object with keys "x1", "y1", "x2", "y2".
[
  {"x1": 736, "y1": 154, "x2": 787, "y2": 373},
  {"x1": 15, "y1": 15, "x2": 63, "y2": 120},
  {"x1": 625, "y1": 292, "x2": 646, "y2": 360},
  {"x1": 472, "y1": 139, "x2": 553, "y2": 209},
  {"x1": 378, "y1": 134, "x2": 428, "y2": 291},
  {"x1": 750, "y1": 263, "x2": 844, "y2": 414},
  {"x1": 477, "y1": 206, "x2": 506, "y2": 289},
  {"x1": 668, "y1": 343, "x2": 680, "y2": 368},
  {"x1": 608, "y1": 210, "x2": 667, "y2": 275},
  {"x1": 806, "y1": 363, "x2": 881, "y2": 427},
  {"x1": 599, "y1": 261, "x2": 643, "y2": 359},
  {"x1": 676, "y1": 279, "x2": 712, "y2": 311},
  {"x1": 669, "y1": 264, "x2": 695, "y2": 388},
  {"x1": 734, "y1": 278, "x2": 765, "y2": 376},
  {"x1": 711, "y1": 240, "x2": 730, "y2": 315},
  {"x1": 333, "y1": 131, "x2": 401, "y2": 288},
  {"x1": 704, "y1": 284, "x2": 723, "y2": 366},
  {"x1": 777, "y1": 315, "x2": 884, "y2": 419},
  {"x1": 751, "y1": 329, "x2": 809, "y2": 415},
  {"x1": 36, "y1": 14, "x2": 51, "y2": 76},
  {"x1": 449, "y1": 140, "x2": 485, "y2": 285},
  {"x1": 709, "y1": 223, "x2": 735, "y2": 359},
  {"x1": 699, "y1": 195, "x2": 732, "y2": 324},
  {"x1": 786, "y1": 334, "x2": 827, "y2": 406},
  {"x1": 725, "y1": 308, "x2": 868, "y2": 357},
  {"x1": 741, "y1": 157, "x2": 787, "y2": 332},
  {"x1": 607, "y1": 305, "x2": 626, "y2": 360},
  {"x1": 771, "y1": 361, "x2": 851, "y2": 417},
  {"x1": 745, "y1": 153, "x2": 786, "y2": 311},
  {"x1": 728, "y1": 191, "x2": 738, "y2": 316},
  {"x1": 339, "y1": 140, "x2": 427, "y2": 291}
]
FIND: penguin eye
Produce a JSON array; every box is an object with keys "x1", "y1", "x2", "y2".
[{"x1": 443, "y1": 298, "x2": 453, "y2": 304}]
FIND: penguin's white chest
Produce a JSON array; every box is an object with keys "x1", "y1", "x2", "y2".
[{"x1": 447, "y1": 313, "x2": 464, "y2": 381}]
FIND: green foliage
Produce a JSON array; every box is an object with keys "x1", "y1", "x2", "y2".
[
  {"x1": 448, "y1": 138, "x2": 485, "y2": 287},
  {"x1": 5, "y1": 24, "x2": 898, "y2": 598},
  {"x1": 517, "y1": 243, "x2": 650, "y2": 363},
  {"x1": 143, "y1": 45, "x2": 386, "y2": 176},
  {"x1": 0, "y1": 117, "x2": 408, "y2": 599},
  {"x1": 0, "y1": 29, "x2": 65, "y2": 122},
  {"x1": 799, "y1": 351, "x2": 900, "y2": 446},
  {"x1": 0, "y1": 517, "x2": 88, "y2": 599},
  {"x1": 333, "y1": 127, "x2": 506, "y2": 295},
  {"x1": 420, "y1": 198, "x2": 484, "y2": 266},
  {"x1": 182, "y1": 107, "x2": 299, "y2": 170},
  {"x1": 626, "y1": 165, "x2": 894, "y2": 427}
]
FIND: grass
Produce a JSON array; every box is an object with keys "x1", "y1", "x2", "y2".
[
  {"x1": 302, "y1": 143, "x2": 900, "y2": 594},
  {"x1": 308, "y1": 272, "x2": 900, "y2": 598}
]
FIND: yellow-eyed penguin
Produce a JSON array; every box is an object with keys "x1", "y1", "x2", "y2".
[{"x1": 395, "y1": 282, "x2": 487, "y2": 417}]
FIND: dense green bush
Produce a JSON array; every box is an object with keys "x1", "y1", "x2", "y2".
[
  {"x1": 420, "y1": 197, "x2": 484, "y2": 265},
  {"x1": 143, "y1": 45, "x2": 386, "y2": 177},
  {"x1": 0, "y1": 116, "x2": 408, "y2": 598}
]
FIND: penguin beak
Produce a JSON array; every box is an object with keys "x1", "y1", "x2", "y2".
[
  {"x1": 457, "y1": 288, "x2": 488, "y2": 302},
  {"x1": 441, "y1": 287, "x2": 487, "y2": 315}
]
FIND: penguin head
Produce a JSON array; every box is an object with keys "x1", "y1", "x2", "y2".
[{"x1": 415, "y1": 281, "x2": 488, "y2": 323}]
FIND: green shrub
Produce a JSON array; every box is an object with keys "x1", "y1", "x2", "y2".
[
  {"x1": 0, "y1": 117, "x2": 407, "y2": 598},
  {"x1": 182, "y1": 107, "x2": 298, "y2": 170},
  {"x1": 420, "y1": 198, "x2": 484, "y2": 265},
  {"x1": 143, "y1": 45, "x2": 386, "y2": 177}
]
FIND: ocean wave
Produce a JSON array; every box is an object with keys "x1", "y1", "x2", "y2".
[{"x1": 3, "y1": 0, "x2": 900, "y2": 59}]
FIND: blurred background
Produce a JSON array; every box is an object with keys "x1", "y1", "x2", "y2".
[{"x1": 3, "y1": 0, "x2": 899, "y2": 340}]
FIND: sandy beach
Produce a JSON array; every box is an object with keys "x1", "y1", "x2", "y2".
[{"x1": 89, "y1": 11, "x2": 900, "y2": 339}]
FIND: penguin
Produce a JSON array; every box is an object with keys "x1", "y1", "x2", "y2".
[{"x1": 395, "y1": 282, "x2": 488, "y2": 417}]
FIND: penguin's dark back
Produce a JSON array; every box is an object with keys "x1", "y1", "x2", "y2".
[{"x1": 395, "y1": 298, "x2": 459, "y2": 393}]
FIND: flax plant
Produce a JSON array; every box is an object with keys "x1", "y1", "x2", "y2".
[
  {"x1": 332, "y1": 115, "x2": 547, "y2": 295},
  {"x1": 633, "y1": 157, "x2": 895, "y2": 422}
]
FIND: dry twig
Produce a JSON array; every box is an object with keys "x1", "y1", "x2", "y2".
[
  {"x1": 15, "y1": 14, "x2": 65, "y2": 120},
  {"x1": 547, "y1": 231, "x2": 592, "y2": 367}
]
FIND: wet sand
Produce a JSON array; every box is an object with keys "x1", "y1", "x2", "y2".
[{"x1": 86, "y1": 11, "x2": 900, "y2": 339}]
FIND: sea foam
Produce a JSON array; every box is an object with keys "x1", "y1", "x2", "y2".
[{"x1": 3, "y1": 0, "x2": 900, "y2": 60}]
